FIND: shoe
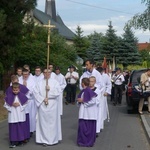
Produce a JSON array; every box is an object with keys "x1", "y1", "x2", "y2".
[
  {"x1": 139, "y1": 111, "x2": 143, "y2": 115},
  {"x1": 9, "y1": 145, "x2": 16, "y2": 148},
  {"x1": 43, "y1": 143, "x2": 48, "y2": 147},
  {"x1": 96, "y1": 133, "x2": 99, "y2": 138},
  {"x1": 30, "y1": 132, "x2": 33, "y2": 137},
  {"x1": 23, "y1": 139, "x2": 29, "y2": 144},
  {"x1": 65, "y1": 101, "x2": 68, "y2": 105},
  {"x1": 113, "y1": 102, "x2": 116, "y2": 106},
  {"x1": 147, "y1": 111, "x2": 150, "y2": 113},
  {"x1": 17, "y1": 141, "x2": 24, "y2": 147}
]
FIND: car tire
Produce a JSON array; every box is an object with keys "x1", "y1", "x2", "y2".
[{"x1": 126, "y1": 94, "x2": 132, "y2": 107}]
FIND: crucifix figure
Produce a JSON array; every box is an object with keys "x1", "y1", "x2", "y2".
[{"x1": 43, "y1": 20, "x2": 55, "y2": 105}]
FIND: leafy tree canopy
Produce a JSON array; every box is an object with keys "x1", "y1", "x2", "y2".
[
  {"x1": 102, "y1": 21, "x2": 119, "y2": 61},
  {"x1": 0, "y1": 0, "x2": 37, "y2": 71},
  {"x1": 16, "y1": 26, "x2": 77, "y2": 75},
  {"x1": 73, "y1": 25, "x2": 90, "y2": 60},
  {"x1": 117, "y1": 25, "x2": 141, "y2": 67},
  {"x1": 127, "y1": 0, "x2": 150, "y2": 30}
]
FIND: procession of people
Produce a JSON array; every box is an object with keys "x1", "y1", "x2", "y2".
[{"x1": 3, "y1": 60, "x2": 130, "y2": 148}]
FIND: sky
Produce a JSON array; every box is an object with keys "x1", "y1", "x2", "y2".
[{"x1": 36, "y1": 0, "x2": 149, "y2": 43}]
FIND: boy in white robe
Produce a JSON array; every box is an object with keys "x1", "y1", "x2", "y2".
[
  {"x1": 19, "y1": 68, "x2": 36, "y2": 135},
  {"x1": 55, "y1": 66, "x2": 67, "y2": 115},
  {"x1": 4, "y1": 82, "x2": 28, "y2": 148},
  {"x1": 89, "y1": 76, "x2": 103, "y2": 136},
  {"x1": 77, "y1": 78, "x2": 98, "y2": 147},
  {"x1": 33, "y1": 66, "x2": 44, "y2": 82},
  {"x1": 48, "y1": 64, "x2": 57, "y2": 79}
]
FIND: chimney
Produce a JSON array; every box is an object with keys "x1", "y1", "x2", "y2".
[{"x1": 45, "y1": 0, "x2": 57, "y2": 22}]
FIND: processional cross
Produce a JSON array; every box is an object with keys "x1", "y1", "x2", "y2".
[{"x1": 43, "y1": 20, "x2": 55, "y2": 105}]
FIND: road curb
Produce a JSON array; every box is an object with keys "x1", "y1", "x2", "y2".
[{"x1": 140, "y1": 114, "x2": 150, "y2": 142}]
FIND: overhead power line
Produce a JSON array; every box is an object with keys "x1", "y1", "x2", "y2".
[{"x1": 66, "y1": 0, "x2": 134, "y2": 15}]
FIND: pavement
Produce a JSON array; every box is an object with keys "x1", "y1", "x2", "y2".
[{"x1": 140, "y1": 112, "x2": 150, "y2": 143}]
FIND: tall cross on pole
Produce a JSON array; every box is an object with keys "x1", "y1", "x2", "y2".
[{"x1": 43, "y1": 20, "x2": 55, "y2": 105}]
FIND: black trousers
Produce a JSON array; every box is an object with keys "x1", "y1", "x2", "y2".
[
  {"x1": 111, "y1": 86, "x2": 115, "y2": 101},
  {"x1": 66, "y1": 83, "x2": 77, "y2": 103},
  {"x1": 114, "y1": 84, "x2": 123, "y2": 104}
]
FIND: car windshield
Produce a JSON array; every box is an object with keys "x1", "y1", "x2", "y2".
[{"x1": 131, "y1": 70, "x2": 146, "y2": 84}]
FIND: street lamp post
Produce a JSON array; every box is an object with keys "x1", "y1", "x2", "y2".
[{"x1": 76, "y1": 56, "x2": 83, "y2": 65}]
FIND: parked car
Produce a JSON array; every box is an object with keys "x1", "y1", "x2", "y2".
[{"x1": 126, "y1": 69, "x2": 148, "y2": 109}]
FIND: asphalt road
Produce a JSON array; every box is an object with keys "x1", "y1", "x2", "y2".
[{"x1": 0, "y1": 95, "x2": 150, "y2": 150}]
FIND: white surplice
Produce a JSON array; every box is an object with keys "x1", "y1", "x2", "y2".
[
  {"x1": 33, "y1": 78, "x2": 62, "y2": 145},
  {"x1": 4, "y1": 96, "x2": 27, "y2": 123},
  {"x1": 19, "y1": 75, "x2": 36, "y2": 132},
  {"x1": 78, "y1": 93, "x2": 98, "y2": 120},
  {"x1": 55, "y1": 73, "x2": 67, "y2": 115}
]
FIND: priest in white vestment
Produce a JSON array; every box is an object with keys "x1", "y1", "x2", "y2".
[
  {"x1": 33, "y1": 66, "x2": 44, "y2": 82},
  {"x1": 89, "y1": 76, "x2": 104, "y2": 135},
  {"x1": 19, "y1": 68, "x2": 36, "y2": 134},
  {"x1": 79, "y1": 60, "x2": 104, "y2": 90},
  {"x1": 33, "y1": 69, "x2": 62, "y2": 146},
  {"x1": 101, "y1": 70, "x2": 112, "y2": 121},
  {"x1": 49, "y1": 64, "x2": 57, "y2": 79},
  {"x1": 79, "y1": 60, "x2": 105, "y2": 133},
  {"x1": 16, "y1": 67, "x2": 23, "y2": 83},
  {"x1": 97, "y1": 67, "x2": 112, "y2": 130},
  {"x1": 55, "y1": 67, "x2": 67, "y2": 115}
]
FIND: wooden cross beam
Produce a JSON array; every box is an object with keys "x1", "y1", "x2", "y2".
[
  {"x1": 43, "y1": 20, "x2": 55, "y2": 105},
  {"x1": 43, "y1": 20, "x2": 55, "y2": 45}
]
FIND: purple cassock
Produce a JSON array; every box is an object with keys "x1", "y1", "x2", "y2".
[
  {"x1": 77, "y1": 87, "x2": 97, "y2": 147},
  {"x1": 5, "y1": 84, "x2": 30, "y2": 142}
]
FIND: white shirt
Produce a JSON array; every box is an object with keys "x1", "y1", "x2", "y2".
[
  {"x1": 65, "y1": 71, "x2": 79, "y2": 84},
  {"x1": 112, "y1": 73, "x2": 125, "y2": 85}
]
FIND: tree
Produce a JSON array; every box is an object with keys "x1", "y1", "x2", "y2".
[
  {"x1": 73, "y1": 25, "x2": 90, "y2": 60},
  {"x1": 139, "y1": 49, "x2": 150, "y2": 67},
  {"x1": 86, "y1": 36, "x2": 101, "y2": 62},
  {"x1": 119, "y1": 25, "x2": 141, "y2": 67},
  {"x1": 139, "y1": 49, "x2": 150, "y2": 61},
  {"x1": 102, "y1": 21, "x2": 119, "y2": 64},
  {"x1": 0, "y1": 10, "x2": 6, "y2": 73},
  {"x1": 0, "y1": 0, "x2": 37, "y2": 72},
  {"x1": 87, "y1": 31, "x2": 104, "y2": 41},
  {"x1": 0, "y1": 10, "x2": 6, "y2": 31},
  {"x1": 127, "y1": 0, "x2": 150, "y2": 30}
]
